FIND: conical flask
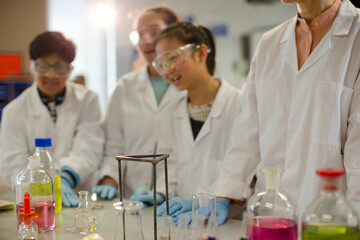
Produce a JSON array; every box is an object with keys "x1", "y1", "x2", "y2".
[
  {"x1": 113, "y1": 201, "x2": 145, "y2": 240},
  {"x1": 246, "y1": 168, "x2": 297, "y2": 240},
  {"x1": 302, "y1": 169, "x2": 359, "y2": 240},
  {"x1": 74, "y1": 191, "x2": 96, "y2": 234}
]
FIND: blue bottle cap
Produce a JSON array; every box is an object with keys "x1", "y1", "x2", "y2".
[{"x1": 35, "y1": 138, "x2": 52, "y2": 147}]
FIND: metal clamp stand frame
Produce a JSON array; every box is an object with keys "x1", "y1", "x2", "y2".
[{"x1": 116, "y1": 154, "x2": 170, "y2": 240}]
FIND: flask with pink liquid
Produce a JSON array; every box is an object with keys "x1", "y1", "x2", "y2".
[{"x1": 246, "y1": 168, "x2": 298, "y2": 240}]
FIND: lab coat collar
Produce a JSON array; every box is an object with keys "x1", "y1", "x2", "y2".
[
  {"x1": 331, "y1": 0, "x2": 357, "y2": 37},
  {"x1": 134, "y1": 66, "x2": 150, "y2": 91},
  {"x1": 175, "y1": 78, "x2": 228, "y2": 144},
  {"x1": 280, "y1": 0, "x2": 357, "y2": 74},
  {"x1": 28, "y1": 81, "x2": 79, "y2": 116},
  {"x1": 174, "y1": 78, "x2": 227, "y2": 119}
]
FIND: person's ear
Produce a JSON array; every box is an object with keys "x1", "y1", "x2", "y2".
[{"x1": 198, "y1": 43, "x2": 209, "y2": 62}]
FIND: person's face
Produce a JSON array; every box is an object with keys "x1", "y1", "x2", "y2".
[
  {"x1": 155, "y1": 38, "x2": 201, "y2": 91},
  {"x1": 137, "y1": 12, "x2": 167, "y2": 65},
  {"x1": 30, "y1": 53, "x2": 72, "y2": 101}
]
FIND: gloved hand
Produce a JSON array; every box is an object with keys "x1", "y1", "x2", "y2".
[
  {"x1": 173, "y1": 199, "x2": 229, "y2": 226},
  {"x1": 92, "y1": 184, "x2": 118, "y2": 200},
  {"x1": 61, "y1": 178, "x2": 79, "y2": 207},
  {"x1": 130, "y1": 188, "x2": 163, "y2": 208},
  {"x1": 157, "y1": 197, "x2": 192, "y2": 217}
]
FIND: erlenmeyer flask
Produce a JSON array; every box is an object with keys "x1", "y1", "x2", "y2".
[
  {"x1": 247, "y1": 168, "x2": 297, "y2": 240},
  {"x1": 302, "y1": 169, "x2": 359, "y2": 240},
  {"x1": 113, "y1": 201, "x2": 145, "y2": 240},
  {"x1": 74, "y1": 191, "x2": 96, "y2": 234}
]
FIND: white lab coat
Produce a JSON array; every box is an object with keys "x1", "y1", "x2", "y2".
[
  {"x1": 159, "y1": 79, "x2": 242, "y2": 199},
  {"x1": 99, "y1": 66, "x2": 186, "y2": 198},
  {"x1": 0, "y1": 82, "x2": 104, "y2": 190},
  {"x1": 215, "y1": 0, "x2": 360, "y2": 214}
]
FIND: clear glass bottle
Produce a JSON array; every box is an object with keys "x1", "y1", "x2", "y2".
[
  {"x1": 18, "y1": 192, "x2": 38, "y2": 240},
  {"x1": 246, "y1": 168, "x2": 297, "y2": 240},
  {"x1": 74, "y1": 190, "x2": 96, "y2": 234},
  {"x1": 113, "y1": 201, "x2": 145, "y2": 240},
  {"x1": 34, "y1": 138, "x2": 61, "y2": 214},
  {"x1": 302, "y1": 169, "x2": 359, "y2": 240},
  {"x1": 15, "y1": 156, "x2": 55, "y2": 233}
]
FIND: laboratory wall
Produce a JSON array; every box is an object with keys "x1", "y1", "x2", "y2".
[{"x1": 0, "y1": 0, "x2": 48, "y2": 74}]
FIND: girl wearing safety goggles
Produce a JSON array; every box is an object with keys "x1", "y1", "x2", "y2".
[{"x1": 148, "y1": 22, "x2": 243, "y2": 225}]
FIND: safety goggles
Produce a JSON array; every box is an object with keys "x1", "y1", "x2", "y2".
[
  {"x1": 152, "y1": 43, "x2": 201, "y2": 75},
  {"x1": 31, "y1": 60, "x2": 72, "y2": 77},
  {"x1": 129, "y1": 25, "x2": 166, "y2": 45}
]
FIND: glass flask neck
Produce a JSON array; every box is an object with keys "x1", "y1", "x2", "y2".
[
  {"x1": 78, "y1": 191, "x2": 89, "y2": 210},
  {"x1": 262, "y1": 168, "x2": 283, "y2": 190},
  {"x1": 320, "y1": 175, "x2": 341, "y2": 193}
]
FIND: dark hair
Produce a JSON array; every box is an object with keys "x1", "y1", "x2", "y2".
[
  {"x1": 156, "y1": 22, "x2": 216, "y2": 75},
  {"x1": 29, "y1": 31, "x2": 76, "y2": 63},
  {"x1": 144, "y1": 6, "x2": 179, "y2": 25}
]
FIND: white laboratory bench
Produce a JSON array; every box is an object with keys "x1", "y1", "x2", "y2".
[{"x1": 0, "y1": 177, "x2": 244, "y2": 240}]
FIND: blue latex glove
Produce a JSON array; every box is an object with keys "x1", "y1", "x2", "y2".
[
  {"x1": 173, "y1": 199, "x2": 230, "y2": 226},
  {"x1": 157, "y1": 197, "x2": 192, "y2": 217},
  {"x1": 92, "y1": 184, "x2": 118, "y2": 200},
  {"x1": 61, "y1": 178, "x2": 79, "y2": 207},
  {"x1": 130, "y1": 188, "x2": 163, "y2": 208}
]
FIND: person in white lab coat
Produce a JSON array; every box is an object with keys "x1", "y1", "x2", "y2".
[
  {"x1": 0, "y1": 31, "x2": 104, "y2": 207},
  {"x1": 135, "y1": 22, "x2": 242, "y2": 225},
  {"x1": 214, "y1": 0, "x2": 360, "y2": 217},
  {"x1": 92, "y1": 7, "x2": 185, "y2": 201}
]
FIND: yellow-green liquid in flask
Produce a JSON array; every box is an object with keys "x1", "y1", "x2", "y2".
[{"x1": 54, "y1": 174, "x2": 62, "y2": 214}]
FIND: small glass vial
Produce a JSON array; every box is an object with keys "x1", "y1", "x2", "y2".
[
  {"x1": 18, "y1": 192, "x2": 38, "y2": 240},
  {"x1": 74, "y1": 191, "x2": 96, "y2": 234},
  {"x1": 247, "y1": 168, "x2": 297, "y2": 240},
  {"x1": 302, "y1": 169, "x2": 359, "y2": 240}
]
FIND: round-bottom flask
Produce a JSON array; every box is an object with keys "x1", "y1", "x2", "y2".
[
  {"x1": 302, "y1": 169, "x2": 359, "y2": 240},
  {"x1": 247, "y1": 168, "x2": 298, "y2": 240},
  {"x1": 113, "y1": 201, "x2": 145, "y2": 240}
]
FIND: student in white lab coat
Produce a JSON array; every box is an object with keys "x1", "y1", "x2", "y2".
[
  {"x1": 92, "y1": 7, "x2": 185, "y2": 200},
  {"x1": 132, "y1": 22, "x2": 242, "y2": 225},
  {"x1": 214, "y1": 0, "x2": 360, "y2": 216},
  {"x1": 0, "y1": 31, "x2": 104, "y2": 207}
]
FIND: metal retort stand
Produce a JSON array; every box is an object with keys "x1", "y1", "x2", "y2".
[{"x1": 116, "y1": 154, "x2": 170, "y2": 240}]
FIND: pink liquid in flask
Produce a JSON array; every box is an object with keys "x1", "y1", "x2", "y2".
[
  {"x1": 17, "y1": 201, "x2": 55, "y2": 233},
  {"x1": 248, "y1": 217, "x2": 297, "y2": 240}
]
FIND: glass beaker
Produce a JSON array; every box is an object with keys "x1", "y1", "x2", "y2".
[
  {"x1": 113, "y1": 201, "x2": 145, "y2": 240},
  {"x1": 189, "y1": 215, "x2": 207, "y2": 240},
  {"x1": 158, "y1": 215, "x2": 171, "y2": 240},
  {"x1": 302, "y1": 169, "x2": 359, "y2": 240},
  {"x1": 176, "y1": 214, "x2": 190, "y2": 240},
  {"x1": 191, "y1": 193, "x2": 216, "y2": 223},
  {"x1": 247, "y1": 168, "x2": 297, "y2": 240},
  {"x1": 74, "y1": 191, "x2": 96, "y2": 234}
]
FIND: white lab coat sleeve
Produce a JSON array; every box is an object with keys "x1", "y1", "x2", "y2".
[
  {"x1": 214, "y1": 54, "x2": 261, "y2": 200},
  {"x1": 98, "y1": 87, "x2": 125, "y2": 185},
  {"x1": 59, "y1": 93, "x2": 104, "y2": 186},
  {"x1": 344, "y1": 70, "x2": 360, "y2": 214},
  {"x1": 155, "y1": 111, "x2": 177, "y2": 199},
  {"x1": 0, "y1": 107, "x2": 29, "y2": 189}
]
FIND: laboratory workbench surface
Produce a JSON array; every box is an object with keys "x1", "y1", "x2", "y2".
[{"x1": 0, "y1": 178, "x2": 245, "y2": 240}]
